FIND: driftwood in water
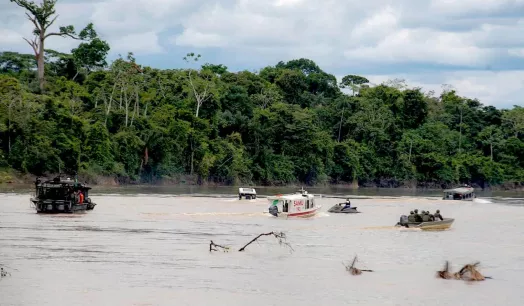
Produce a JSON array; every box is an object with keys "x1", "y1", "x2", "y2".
[
  {"x1": 209, "y1": 231, "x2": 293, "y2": 253},
  {"x1": 239, "y1": 231, "x2": 292, "y2": 252},
  {"x1": 436, "y1": 261, "x2": 453, "y2": 279},
  {"x1": 455, "y1": 262, "x2": 487, "y2": 281},
  {"x1": 436, "y1": 261, "x2": 490, "y2": 281},
  {"x1": 209, "y1": 240, "x2": 230, "y2": 252},
  {"x1": 343, "y1": 256, "x2": 373, "y2": 275}
]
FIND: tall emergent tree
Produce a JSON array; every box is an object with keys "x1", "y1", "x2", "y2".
[{"x1": 10, "y1": 0, "x2": 96, "y2": 91}]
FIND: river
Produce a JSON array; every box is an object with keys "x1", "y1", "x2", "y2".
[{"x1": 1, "y1": 187, "x2": 524, "y2": 305}]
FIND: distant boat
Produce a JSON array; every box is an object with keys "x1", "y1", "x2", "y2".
[
  {"x1": 443, "y1": 185, "x2": 475, "y2": 201},
  {"x1": 238, "y1": 187, "x2": 257, "y2": 200},
  {"x1": 267, "y1": 187, "x2": 321, "y2": 219}
]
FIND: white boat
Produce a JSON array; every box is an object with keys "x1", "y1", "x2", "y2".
[
  {"x1": 443, "y1": 185, "x2": 475, "y2": 201},
  {"x1": 238, "y1": 187, "x2": 257, "y2": 200},
  {"x1": 267, "y1": 188, "x2": 321, "y2": 218}
]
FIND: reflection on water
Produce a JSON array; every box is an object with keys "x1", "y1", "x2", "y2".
[{"x1": 1, "y1": 192, "x2": 524, "y2": 306}]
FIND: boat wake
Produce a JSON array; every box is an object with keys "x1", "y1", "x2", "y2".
[
  {"x1": 180, "y1": 212, "x2": 266, "y2": 217},
  {"x1": 473, "y1": 198, "x2": 492, "y2": 204},
  {"x1": 360, "y1": 226, "x2": 422, "y2": 231}
]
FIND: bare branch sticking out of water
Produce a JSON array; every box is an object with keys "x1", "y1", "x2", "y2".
[
  {"x1": 209, "y1": 232, "x2": 293, "y2": 253},
  {"x1": 238, "y1": 231, "x2": 293, "y2": 252},
  {"x1": 436, "y1": 261, "x2": 452, "y2": 279},
  {"x1": 343, "y1": 256, "x2": 373, "y2": 275},
  {"x1": 209, "y1": 240, "x2": 230, "y2": 252},
  {"x1": 436, "y1": 261, "x2": 491, "y2": 281}
]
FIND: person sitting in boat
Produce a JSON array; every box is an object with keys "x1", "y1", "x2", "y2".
[
  {"x1": 413, "y1": 209, "x2": 423, "y2": 222},
  {"x1": 342, "y1": 199, "x2": 352, "y2": 210},
  {"x1": 428, "y1": 212, "x2": 435, "y2": 221},
  {"x1": 407, "y1": 211, "x2": 415, "y2": 222},
  {"x1": 422, "y1": 211, "x2": 430, "y2": 222},
  {"x1": 434, "y1": 210, "x2": 443, "y2": 221}
]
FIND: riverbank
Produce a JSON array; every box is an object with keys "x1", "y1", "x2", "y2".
[{"x1": 1, "y1": 168, "x2": 523, "y2": 191}]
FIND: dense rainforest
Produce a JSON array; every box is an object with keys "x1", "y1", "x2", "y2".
[{"x1": 1, "y1": 1, "x2": 523, "y2": 189}]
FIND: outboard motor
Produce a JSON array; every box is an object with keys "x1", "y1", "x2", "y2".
[
  {"x1": 399, "y1": 215, "x2": 408, "y2": 225},
  {"x1": 268, "y1": 205, "x2": 279, "y2": 217}
]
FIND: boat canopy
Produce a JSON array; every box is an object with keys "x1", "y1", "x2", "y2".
[
  {"x1": 238, "y1": 187, "x2": 256, "y2": 195},
  {"x1": 443, "y1": 187, "x2": 474, "y2": 194}
]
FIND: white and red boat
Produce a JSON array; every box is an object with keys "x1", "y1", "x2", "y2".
[{"x1": 267, "y1": 188, "x2": 321, "y2": 219}]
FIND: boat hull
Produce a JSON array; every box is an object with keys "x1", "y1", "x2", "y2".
[
  {"x1": 272, "y1": 206, "x2": 322, "y2": 219},
  {"x1": 327, "y1": 205, "x2": 360, "y2": 213},
  {"x1": 396, "y1": 218, "x2": 454, "y2": 231},
  {"x1": 31, "y1": 198, "x2": 92, "y2": 214}
]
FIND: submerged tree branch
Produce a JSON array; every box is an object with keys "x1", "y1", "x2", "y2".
[
  {"x1": 209, "y1": 240, "x2": 230, "y2": 252},
  {"x1": 343, "y1": 255, "x2": 373, "y2": 275},
  {"x1": 238, "y1": 231, "x2": 293, "y2": 252},
  {"x1": 208, "y1": 231, "x2": 293, "y2": 253}
]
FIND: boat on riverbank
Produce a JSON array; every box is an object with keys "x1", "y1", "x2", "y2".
[
  {"x1": 267, "y1": 188, "x2": 321, "y2": 218},
  {"x1": 443, "y1": 186, "x2": 475, "y2": 201},
  {"x1": 395, "y1": 216, "x2": 454, "y2": 231},
  {"x1": 30, "y1": 175, "x2": 96, "y2": 213}
]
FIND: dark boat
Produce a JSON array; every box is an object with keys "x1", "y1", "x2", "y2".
[
  {"x1": 327, "y1": 203, "x2": 360, "y2": 213},
  {"x1": 30, "y1": 175, "x2": 97, "y2": 213}
]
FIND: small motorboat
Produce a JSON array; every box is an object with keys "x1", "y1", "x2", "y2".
[
  {"x1": 328, "y1": 203, "x2": 360, "y2": 213},
  {"x1": 395, "y1": 214, "x2": 454, "y2": 231}
]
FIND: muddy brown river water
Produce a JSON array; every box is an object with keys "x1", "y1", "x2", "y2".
[{"x1": 1, "y1": 188, "x2": 524, "y2": 305}]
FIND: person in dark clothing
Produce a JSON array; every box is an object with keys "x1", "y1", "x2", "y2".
[
  {"x1": 428, "y1": 212, "x2": 435, "y2": 221},
  {"x1": 422, "y1": 211, "x2": 430, "y2": 222},
  {"x1": 434, "y1": 210, "x2": 443, "y2": 220},
  {"x1": 413, "y1": 209, "x2": 423, "y2": 222}
]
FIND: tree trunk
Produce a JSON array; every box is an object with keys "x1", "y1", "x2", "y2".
[
  {"x1": 337, "y1": 108, "x2": 344, "y2": 142},
  {"x1": 490, "y1": 143, "x2": 493, "y2": 161},
  {"x1": 37, "y1": 35, "x2": 45, "y2": 91}
]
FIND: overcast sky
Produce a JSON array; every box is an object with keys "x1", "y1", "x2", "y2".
[{"x1": 1, "y1": 0, "x2": 524, "y2": 109}]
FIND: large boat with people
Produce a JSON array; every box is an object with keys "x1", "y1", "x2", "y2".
[
  {"x1": 267, "y1": 187, "x2": 321, "y2": 218},
  {"x1": 30, "y1": 175, "x2": 96, "y2": 213},
  {"x1": 395, "y1": 209, "x2": 454, "y2": 230}
]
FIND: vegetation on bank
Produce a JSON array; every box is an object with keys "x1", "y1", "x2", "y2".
[{"x1": 1, "y1": 0, "x2": 523, "y2": 188}]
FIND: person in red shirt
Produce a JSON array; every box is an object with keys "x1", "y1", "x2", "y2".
[{"x1": 78, "y1": 191, "x2": 84, "y2": 204}]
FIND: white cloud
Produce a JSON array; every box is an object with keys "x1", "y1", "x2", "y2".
[
  {"x1": 1, "y1": 0, "x2": 524, "y2": 108},
  {"x1": 364, "y1": 70, "x2": 524, "y2": 109}
]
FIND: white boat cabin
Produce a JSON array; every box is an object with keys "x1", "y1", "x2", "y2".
[
  {"x1": 267, "y1": 189, "x2": 319, "y2": 217},
  {"x1": 238, "y1": 187, "x2": 257, "y2": 199},
  {"x1": 443, "y1": 187, "x2": 475, "y2": 201}
]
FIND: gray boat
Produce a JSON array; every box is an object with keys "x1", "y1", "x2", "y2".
[
  {"x1": 395, "y1": 215, "x2": 454, "y2": 231},
  {"x1": 328, "y1": 203, "x2": 360, "y2": 213}
]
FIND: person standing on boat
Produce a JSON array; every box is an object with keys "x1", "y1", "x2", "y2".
[
  {"x1": 434, "y1": 210, "x2": 443, "y2": 221},
  {"x1": 78, "y1": 190, "x2": 84, "y2": 204}
]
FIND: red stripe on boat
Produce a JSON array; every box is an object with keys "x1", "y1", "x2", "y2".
[{"x1": 288, "y1": 209, "x2": 318, "y2": 217}]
